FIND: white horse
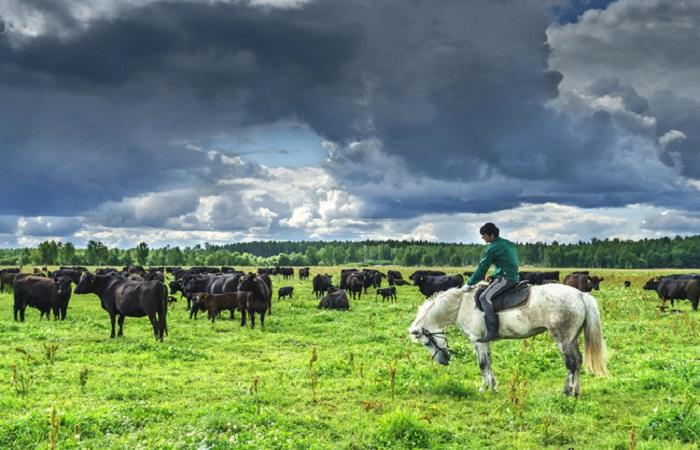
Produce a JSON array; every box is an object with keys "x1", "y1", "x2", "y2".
[{"x1": 408, "y1": 283, "x2": 608, "y2": 396}]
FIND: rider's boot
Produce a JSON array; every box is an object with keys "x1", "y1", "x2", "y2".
[{"x1": 476, "y1": 312, "x2": 499, "y2": 343}]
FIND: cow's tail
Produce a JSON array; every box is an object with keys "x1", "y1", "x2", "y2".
[
  {"x1": 159, "y1": 286, "x2": 168, "y2": 340},
  {"x1": 582, "y1": 293, "x2": 608, "y2": 376}
]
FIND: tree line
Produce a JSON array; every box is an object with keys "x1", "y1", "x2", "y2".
[{"x1": 0, "y1": 235, "x2": 698, "y2": 268}]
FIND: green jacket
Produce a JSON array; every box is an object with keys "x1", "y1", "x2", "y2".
[{"x1": 468, "y1": 237, "x2": 520, "y2": 284}]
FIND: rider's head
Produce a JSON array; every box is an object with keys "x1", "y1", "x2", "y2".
[{"x1": 479, "y1": 222, "x2": 499, "y2": 243}]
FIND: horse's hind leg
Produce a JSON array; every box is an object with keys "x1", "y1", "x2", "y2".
[
  {"x1": 473, "y1": 342, "x2": 496, "y2": 392},
  {"x1": 558, "y1": 340, "x2": 582, "y2": 397}
]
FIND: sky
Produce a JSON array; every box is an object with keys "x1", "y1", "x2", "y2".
[{"x1": 0, "y1": 0, "x2": 698, "y2": 248}]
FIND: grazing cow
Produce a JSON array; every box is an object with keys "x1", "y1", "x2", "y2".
[
  {"x1": 363, "y1": 269, "x2": 386, "y2": 289},
  {"x1": 276, "y1": 267, "x2": 294, "y2": 280},
  {"x1": 624, "y1": 280, "x2": 631, "y2": 288},
  {"x1": 74, "y1": 273, "x2": 168, "y2": 341},
  {"x1": 387, "y1": 270, "x2": 403, "y2": 286},
  {"x1": 318, "y1": 289, "x2": 350, "y2": 310},
  {"x1": 278, "y1": 286, "x2": 294, "y2": 300},
  {"x1": 414, "y1": 274, "x2": 464, "y2": 297},
  {"x1": 167, "y1": 296, "x2": 178, "y2": 307},
  {"x1": 347, "y1": 273, "x2": 364, "y2": 300},
  {"x1": 299, "y1": 267, "x2": 310, "y2": 280},
  {"x1": 563, "y1": 273, "x2": 604, "y2": 292},
  {"x1": 13, "y1": 276, "x2": 71, "y2": 321},
  {"x1": 194, "y1": 292, "x2": 249, "y2": 324},
  {"x1": 409, "y1": 270, "x2": 447, "y2": 285},
  {"x1": 237, "y1": 273, "x2": 271, "y2": 328},
  {"x1": 643, "y1": 277, "x2": 700, "y2": 311},
  {"x1": 376, "y1": 286, "x2": 397, "y2": 302},
  {"x1": 220, "y1": 266, "x2": 236, "y2": 274},
  {"x1": 312, "y1": 274, "x2": 333, "y2": 299}
]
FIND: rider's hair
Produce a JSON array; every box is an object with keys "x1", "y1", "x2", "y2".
[{"x1": 479, "y1": 222, "x2": 499, "y2": 237}]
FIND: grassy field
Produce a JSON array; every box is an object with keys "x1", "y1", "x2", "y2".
[{"x1": 0, "y1": 266, "x2": 698, "y2": 449}]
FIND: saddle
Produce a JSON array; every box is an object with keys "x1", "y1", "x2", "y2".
[{"x1": 475, "y1": 281, "x2": 531, "y2": 312}]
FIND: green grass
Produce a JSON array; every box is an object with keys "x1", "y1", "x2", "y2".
[{"x1": 1, "y1": 266, "x2": 699, "y2": 449}]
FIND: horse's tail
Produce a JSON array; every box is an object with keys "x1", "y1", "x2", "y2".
[{"x1": 582, "y1": 293, "x2": 608, "y2": 376}]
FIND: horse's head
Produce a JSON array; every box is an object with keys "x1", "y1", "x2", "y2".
[
  {"x1": 408, "y1": 298, "x2": 451, "y2": 366},
  {"x1": 74, "y1": 272, "x2": 95, "y2": 295}
]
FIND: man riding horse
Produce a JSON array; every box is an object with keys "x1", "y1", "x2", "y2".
[{"x1": 463, "y1": 222, "x2": 519, "y2": 342}]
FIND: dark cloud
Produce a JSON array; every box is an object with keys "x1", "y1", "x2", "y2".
[{"x1": 0, "y1": 0, "x2": 697, "y2": 229}]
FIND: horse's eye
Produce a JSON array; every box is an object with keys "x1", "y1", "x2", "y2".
[{"x1": 410, "y1": 329, "x2": 421, "y2": 336}]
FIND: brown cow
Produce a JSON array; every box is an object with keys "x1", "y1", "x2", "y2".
[
  {"x1": 563, "y1": 273, "x2": 604, "y2": 292},
  {"x1": 195, "y1": 292, "x2": 250, "y2": 324}
]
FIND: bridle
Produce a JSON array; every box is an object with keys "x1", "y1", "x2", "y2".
[{"x1": 421, "y1": 327, "x2": 449, "y2": 361}]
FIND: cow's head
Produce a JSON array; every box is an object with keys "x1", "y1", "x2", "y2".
[
  {"x1": 74, "y1": 272, "x2": 95, "y2": 294},
  {"x1": 589, "y1": 276, "x2": 604, "y2": 290},
  {"x1": 642, "y1": 278, "x2": 659, "y2": 290},
  {"x1": 55, "y1": 276, "x2": 72, "y2": 298}
]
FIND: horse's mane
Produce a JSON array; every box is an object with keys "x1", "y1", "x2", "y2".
[{"x1": 420, "y1": 288, "x2": 465, "y2": 328}]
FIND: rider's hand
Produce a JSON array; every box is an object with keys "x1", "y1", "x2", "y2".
[{"x1": 460, "y1": 284, "x2": 474, "y2": 292}]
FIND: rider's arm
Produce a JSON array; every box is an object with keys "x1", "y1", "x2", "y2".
[{"x1": 468, "y1": 245, "x2": 495, "y2": 285}]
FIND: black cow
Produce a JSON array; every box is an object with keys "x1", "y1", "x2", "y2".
[
  {"x1": 74, "y1": 273, "x2": 168, "y2": 340},
  {"x1": 278, "y1": 286, "x2": 294, "y2": 300},
  {"x1": 543, "y1": 271, "x2": 561, "y2": 283},
  {"x1": 387, "y1": 270, "x2": 403, "y2": 286},
  {"x1": 13, "y1": 276, "x2": 72, "y2": 321},
  {"x1": 49, "y1": 268, "x2": 82, "y2": 284},
  {"x1": 340, "y1": 268, "x2": 359, "y2": 289},
  {"x1": 519, "y1": 271, "x2": 546, "y2": 285},
  {"x1": 624, "y1": 280, "x2": 631, "y2": 288},
  {"x1": 312, "y1": 274, "x2": 333, "y2": 299},
  {"x1": 299, "y1": 267, "x2": 310, "y2": 280},
  {"x1": 414, "y1": 274, "x2": 464, "y2": 297},
  {"x1": 237, "y1": 273, "x2": 272, "y2": 328},
  {"x1": 347, "y1": 273, "x2": 364, "y2": 300},
  {"x1": 318, "y1": 289, "x2": 350, "y2": 310},
  {"x1": 1, "y1": 269, "x2": 21, "y2": 293},
  {"x1": 376, "y1": 286, "x2": 397, "y2": 302},
  {"x1": 409, "y1": 270, "x2": 447, "y2": 285},
  {"x1": 643, "y1": 277, "x2": 700, "y2": 310}
]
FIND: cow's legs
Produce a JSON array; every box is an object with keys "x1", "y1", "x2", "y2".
[
  {"x1": 558, "y1": 340, "x2": 582, "y2": 397},
  {"x1": 249, "y1": 311, "x2": 256, "y2": 329},
  {"x1": 260, "y1": 311, "x2": 266, "y2": 329},
  {"x1": 117, "y1": 314, "x2": 125, "y2": 337},
  {"x1": 473, "y1": 342, "x2": 496, "y2": 391},
  {"x1": 148, "y1": 313, "x2": 159, "y2": 339},
  {"x1": 240, "y1": 307, "x2": 247, "y2": 327},
  {"x1": 109, "y1": 313, "x2": 116, "y2": 338}
]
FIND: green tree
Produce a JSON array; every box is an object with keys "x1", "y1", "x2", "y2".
[
  {"x1": 37, "y1": 240, "x2": 59, "y2": 265},
  {"x1": 59, "y1": 242, "x2": 76, "y2": 265},
  {"x1": 136, "y1": 242, "x2": 150, "y2": 266}
]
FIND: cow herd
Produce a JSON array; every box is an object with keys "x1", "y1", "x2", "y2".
[{"x1": 0, "y1": 266, "x2": 697, "y2": 341}]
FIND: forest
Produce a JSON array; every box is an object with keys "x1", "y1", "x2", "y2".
[{"x1": 1, "y1": 235, "x2": 698, "y2": 268}]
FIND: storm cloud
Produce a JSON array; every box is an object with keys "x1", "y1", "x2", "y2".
[{"x1": 0, "y1": 0, "x2": 698, "y2": 244}]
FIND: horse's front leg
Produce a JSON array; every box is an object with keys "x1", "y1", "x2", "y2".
[{"x1": 473, "y1": 341, "x2": 497, "y2": 392}]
